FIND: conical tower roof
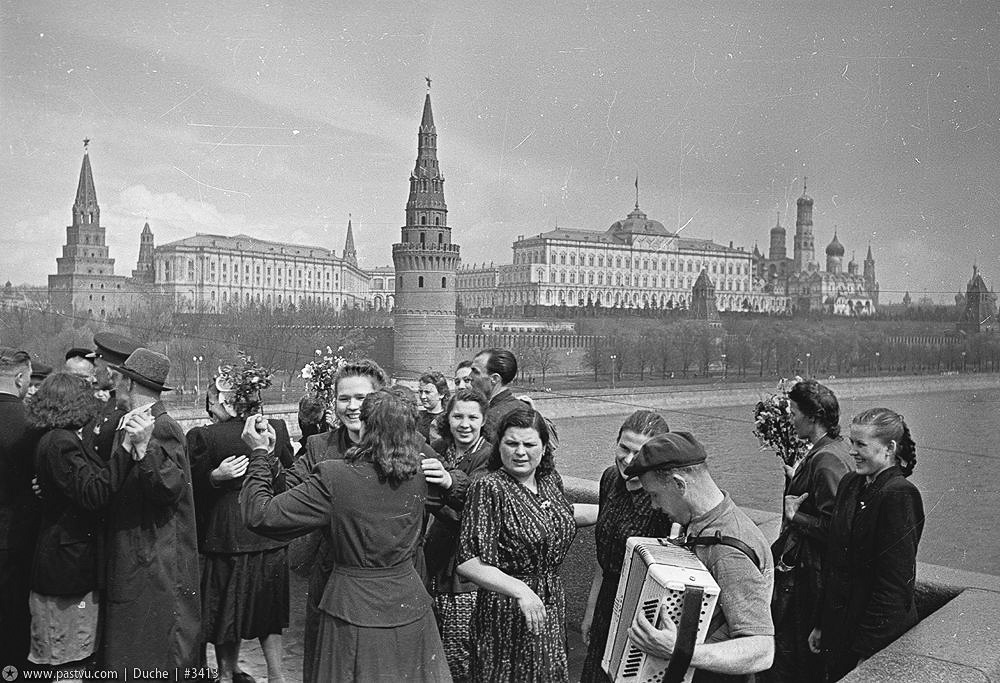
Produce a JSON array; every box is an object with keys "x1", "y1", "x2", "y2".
[
  {"x1": 343, "y1": 216, "x2": 358, "y2": 266},
  {"x1": 75, "y1": 143, "x2": 98, "y2": 211}
]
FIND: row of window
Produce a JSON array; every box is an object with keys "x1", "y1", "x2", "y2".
[{"x1": 515, "y1": 250, "x2": 749, "y2": 276}]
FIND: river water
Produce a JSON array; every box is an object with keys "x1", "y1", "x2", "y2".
[{"x1": 553, "y1": 387, "x2": 1000, "y2": 576}]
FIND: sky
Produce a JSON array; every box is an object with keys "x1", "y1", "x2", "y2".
[{"x1": 2, "y1": 1, "x2": 998, "y2": 303}]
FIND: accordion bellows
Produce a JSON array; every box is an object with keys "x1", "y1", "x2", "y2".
[{"x1": 602, "y1": 536, "x2": 720, "y2": 683}]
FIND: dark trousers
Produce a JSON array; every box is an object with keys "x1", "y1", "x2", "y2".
[
  {"x1": 760, "y1": 566, "x2": 825, "y2": 683},
  {"x1": 0, "y1": 548, "x2": 33, "y2": 670}
]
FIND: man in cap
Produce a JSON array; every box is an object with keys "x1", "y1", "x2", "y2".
[
  {"x1": 85, "y1": 332, "x2": 142, "y2": 461},
  {"x1": 101, "y1": 348, "x2": 201, "y2": 673},
  {"x1": 0, "y1": 347, "x2": 39, "y2": 671},
  {"x1": 625, "y1": 431, "x2": 775, "y2": 682},
  {"x1": 64, "y1": 346, "x2": 97, "y2": 382},
  {"x1": 27, "y1": 360, "x2": 53, "y2": 397}
]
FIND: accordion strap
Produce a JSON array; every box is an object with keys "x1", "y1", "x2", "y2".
[
  {"x1": 680, "y1": 531, "x2": 763, "y2": 572},
  {"x1": 662, "y1": 585, "x2": 704, "y2": 683}
]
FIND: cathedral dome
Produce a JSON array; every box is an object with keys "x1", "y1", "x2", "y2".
[{"x1": 826, "y1": 231, "x2": 845, "y2": 257}]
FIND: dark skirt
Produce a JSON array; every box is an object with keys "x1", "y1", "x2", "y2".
[
  {"x1": 434, "y1": 592, "x2": 476, "y2": 680},
  {"x1": 580, "y1": 572, "x2": 617, "y2": 683},
  {"x1": 311, "y1": 610, "x2": 451, "y2": 683},
  {"x1": 200, "y1": 548, "x2": 289, "y2": 643}
]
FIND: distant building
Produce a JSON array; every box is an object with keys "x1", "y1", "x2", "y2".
[
  {"x1": 691, "y1": 269, "x2": 721, "y2": 323},
  {"x1": 458, "y1": 196, "x2": 789, "y2": 317},
  {"x1": 48, "y1": 144, "x2": 390, "y2": 318},
  {"x1": 753, "y1": 180, "x2": 879, "y2": 316},
  {"x1": 958, "y1": 266, "x2": 997, "y2": 334}
]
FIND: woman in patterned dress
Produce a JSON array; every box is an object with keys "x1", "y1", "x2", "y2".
[
  {"x1": 579, "y1": 410, "x2": 673, "y2": 683},
  {"x1": 458, "y1": 407, "x2": 596, "y2": 683},
  {"x1": 423, "y1": 388, "x2": 493, "y2": 680}
]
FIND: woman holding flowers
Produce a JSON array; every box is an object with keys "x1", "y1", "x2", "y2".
[
  {"x1": 188, "y1": 358, "x2": 293, "y2": 683},
  {"x1": 579, "y1": 410, "x2": 672, "y2": 683},
  {"x1": 762, "y1": 379, "x2": 852, "y2": 683}
]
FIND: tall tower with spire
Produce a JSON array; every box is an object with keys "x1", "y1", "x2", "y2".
[
  {"x1": 48, "y1": 140, "x2": 130, "y2": 318},
  {"x1": 132, "y1": 221, "x2": 155, "y2": 282},
  {"x1": 793, "y1": 178, "x2": 816, "y2": 272},
  {"x1": 391, "y1": 83, "x2": 460, "y2": 376},
  {"x1": 863, "y1": 244, "x2": 879, "y2": 305},
  {"x1": 343, "y1": 216, "x2": 358, "y2": 268}
]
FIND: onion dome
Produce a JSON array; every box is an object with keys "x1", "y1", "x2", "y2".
[{"x1": 826, "y1": 230, "x2": 845, "y2": 257}]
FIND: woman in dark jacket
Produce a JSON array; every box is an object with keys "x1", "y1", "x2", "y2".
[
  {"x1": 765, "y1": 380, "x2": 853, "y2": 682},
  {"x1": 26, "y1": 373, "x2": 129, "y2": 675},
  {"x1": 422, "y1": 387, "x2": 493, "y2": 680},
  {"x1": 807, "y1": 407, "x2": 924, "y2": 682},
  {"x1": 188, "y1": 380, "x2": 294, "y2": 683}
]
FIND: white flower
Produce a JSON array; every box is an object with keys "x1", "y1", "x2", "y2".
[
  {"x1": 301, "y1": 365, "x2": 314, "y2": 380},
  {"x1": 315, "y1": 349, "x2": 322, "y2": 356}
]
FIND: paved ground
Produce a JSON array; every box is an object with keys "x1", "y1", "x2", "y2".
[{"x1": 214, "y1": 570, "x2": 588, "y2": 682}]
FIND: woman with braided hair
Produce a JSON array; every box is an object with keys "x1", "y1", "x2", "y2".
[{"x1": 806, "y1": 408, "x2": 924, "y2": 682}]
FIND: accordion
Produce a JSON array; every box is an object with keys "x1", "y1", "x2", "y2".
[{"x1": 602, "y1": 536, "x2": 720, "y2": 683}]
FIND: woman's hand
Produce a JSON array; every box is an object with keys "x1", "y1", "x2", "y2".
[
  {"x1": 421, "y1": 457, "x2": 453, "y2": 490},
  {"x1": 212, "y1": 455, "x2": 249, "y2": 483},
  {"x1": 808, "y1": 627, "x2": 822, "y2": 654},
  {"x1": 784, "y1": 492, "x2": 809, "y2": 523},
  {"x1": 515, "y1": 587, "x2": 547, "y2": 636}
]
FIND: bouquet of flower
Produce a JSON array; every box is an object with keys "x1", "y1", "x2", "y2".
[
  {"x1": 301, "y1": 346, "x2": 345, "y2": 404},
  {"x1": 753, "y1": 377, "x2": 809, "y2": 467},
  {"x1": 215, "y1": 353, "x2": 273, "y2": 418}
]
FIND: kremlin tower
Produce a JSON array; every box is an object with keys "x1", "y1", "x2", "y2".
[{"x1": 391, "y1": 83, "x2": 461, "y2": 376}]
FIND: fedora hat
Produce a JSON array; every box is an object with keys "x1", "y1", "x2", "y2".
[{"x1": 111, "y1": 348, "x2": 173, "y2": 392}]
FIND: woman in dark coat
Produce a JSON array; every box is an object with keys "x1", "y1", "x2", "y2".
[
  {"x1": 240, "y1": 387, "x2": 450, "y2": 682},
  {"x1": 765, "y1": 380, "x2": 853, "y2": 683},
  {"x1": 26, "y1": 373, "x2": 128, "y2": 675},
  {"x1": 579, "y1": 410, "x2": 672, "y2": 683},
  {"x1": 422, "y1": 388, "x2": 493, "y2": 680},
  {"x1": 188, "y1": 381, "x2": 294, "y2": 683},
  {"x1": 807, "y1": 408, "x2": 924, "y2": 682}
]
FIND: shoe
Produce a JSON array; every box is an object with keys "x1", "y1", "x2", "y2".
[{"x1": 232, "y1": 672, "x2": 257, "y2": 683}]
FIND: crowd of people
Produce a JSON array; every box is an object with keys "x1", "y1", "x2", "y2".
[{"x1": 0, "y1": 338, "x2": 925, "y2": 683}]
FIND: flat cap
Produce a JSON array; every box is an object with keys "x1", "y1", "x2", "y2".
[
  {"x1": 88, "y1": 332, "x2": 142, "y2": 366},
  {"x1": 624, "y1": 431, "x2": 707, "y2": 477},
  {"x1": 30, "y1": 361, "x2": 53, "y2": 381}
]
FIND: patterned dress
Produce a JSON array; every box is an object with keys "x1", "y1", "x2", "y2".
[
  {"x1": 459, "y1": 469, "x2": 577, "y2": 683},
  {"x1": 580, "y1": 466, "x2": 673, "y2": 683}
]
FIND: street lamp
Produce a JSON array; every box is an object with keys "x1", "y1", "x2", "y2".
[
  {"x1": 193, "y1": 355, "x2": 204, "y2": 395},
  {"x1": 610, "y1": 354, "x2": 617, "y2": 390},
  {"x1": 961, "y1": 351, "x2": 967, "y2": 373},
  {"x1": 874, "y1": 351, "x2": 880, "y2": 377},
  {"x1": 805, "y1": 352, "x2": 811, "y2": 378},
  {"x1": 720, "y1": 353, "x2": 727, "y2": 380}
]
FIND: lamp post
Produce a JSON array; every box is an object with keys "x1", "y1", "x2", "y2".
[
  {"x1": 610, "y1": 354, "x2": 617, "y2": 390},
  {"x1": 720, "y1": 353, "x2": 727, "y2": 380},
  {"x1": 961, "y1": 351, "x2": 967, "y2": 373},
  {"x1": 874, "y1": 351, "x2": 880, "y2": 377},
  {"x1": 193, "y1": 355, "x2": 204, "y2": 396},
  {"x1": 805, "y1": 352, "x2": 811, "y2": 379}
]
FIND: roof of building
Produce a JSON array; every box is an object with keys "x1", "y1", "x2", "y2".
[
  {"x1": 826, "y1": 231, "x2": 845, "y2": 256},
  {"x1": 608, "y1": 206, "x2": 672, "y2": 237},
  {"x1": 157, "y1": 233, "x2": 342, "y2": 261},
  {"x1": 75, "y1": 148, "x2": 98, "y2": 210}
]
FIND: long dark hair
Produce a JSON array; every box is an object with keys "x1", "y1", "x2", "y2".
[
  {"x1": 487, "y1": 407, "x2": 556, "y2": 477},
  {"x1": 345, "y1": 387, "x2": 422, "y2": 485},
  {"x1": 852, "y1": 407, "x2": 917, "y2": 477},
  {"x1": 788, "y1": 379, "x2": 841, "y2": 439},
  {"x1": 26, "y1": 372, "x2": 101, "y2": 430},
  {"x1": 437, "y1": 388, "x2": 489, "y2": 448}
]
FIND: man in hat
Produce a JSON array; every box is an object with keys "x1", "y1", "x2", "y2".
[
  {"x1": 85, "y1": 332, "x2": 142, "y2": 461},
  {"x1": 0, "y1": 348, "x2": 39, "y2": 671},
  {"x1": 27, "y1": 360, "x2": 53, "y2": 397},
  {"x1": 625, "y1": 431, "x2": 775, "y2": 682},
  {"x1": 101, "y1": 348, "x2": 201, "y2": 674},
  {"x1": 64, "y1": 346, "x2": 97, "y2": 382}
]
